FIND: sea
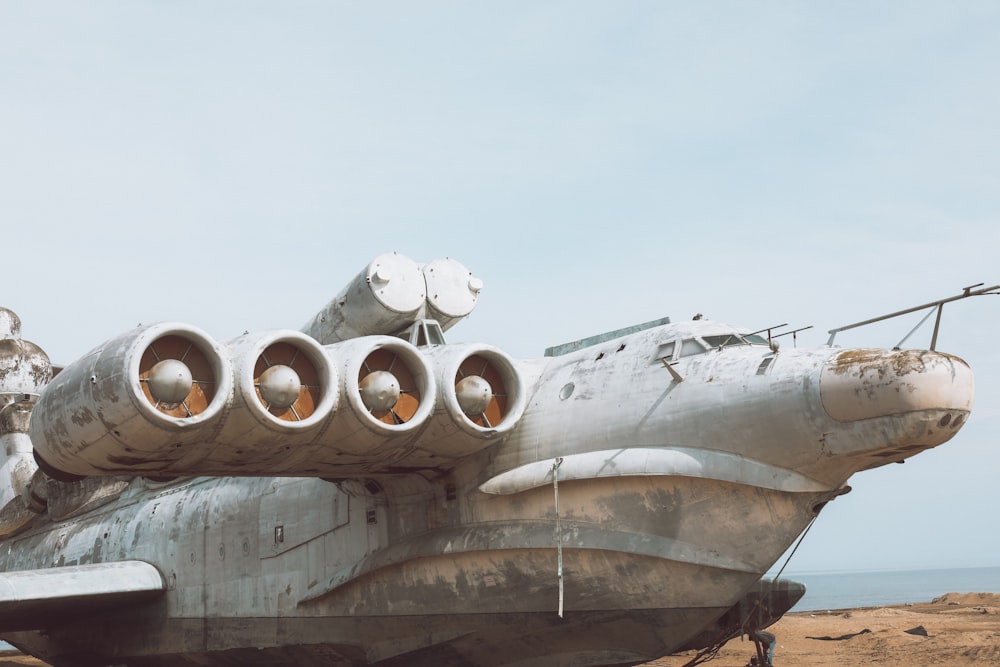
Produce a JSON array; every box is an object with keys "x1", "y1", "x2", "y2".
[{"x1": 781, "y1": 565, "x2": 1000, "y2": 612}]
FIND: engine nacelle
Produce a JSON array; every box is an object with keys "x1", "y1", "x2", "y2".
[
  {"x1": 31, "y1": 321, "x2": 525, "y2": 478},
  {"x1": 199, "y1": 330, "x2": 339, "y2": 474},
  {"x1": 411, "y1": 343, "x2": 527, "y2": 461},
  {"x1": 32, "y1": 327, "x2": 440, "y2": 476},
  {"x1": 30, "y1": 323, "x2": 233, "y2": 478},
  {"x1": 313, "y1": 336, "x2": 436, "y2": 463}
]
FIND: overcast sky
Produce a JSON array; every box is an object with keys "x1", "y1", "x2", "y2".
[{"x1": 2, "y1": 2, "x2": 998, "y2": 574}]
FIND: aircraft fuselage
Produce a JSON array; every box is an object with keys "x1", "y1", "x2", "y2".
[{"x1": 0, "y1": 313, "x2": 973, "y2": 666}]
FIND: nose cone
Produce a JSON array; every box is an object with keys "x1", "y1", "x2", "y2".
[{"x1": 821, "y1": 348, "x2": 974, "y2": 429}]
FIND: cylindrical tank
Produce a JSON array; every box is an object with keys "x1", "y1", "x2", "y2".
[
  {"x1": 302, "y1": 253, "x2": 427, "y2": 344},
  {"x1": 422, "y1": 258, "x2": 483, "y2": 332},
  {"x1": 30, "y1": 322, "x2": 233, "y2": 477}
]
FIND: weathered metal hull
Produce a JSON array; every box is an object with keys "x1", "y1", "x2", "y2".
[
  {"x1": 0, "y1": 285, "x2": 977, "y2": 665},
  {"x1": 0, "y1": 471, "x2": 828, "y2": 666}
]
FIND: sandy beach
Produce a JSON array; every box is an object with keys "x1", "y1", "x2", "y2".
[
  {"x1": 0, "y1": 593, "x2": 997, "y2": 666},
  {"x1": 647, "y1": 592, "x2": 1000, "y2": 667}
]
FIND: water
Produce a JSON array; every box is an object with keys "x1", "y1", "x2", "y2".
[{"x1": 783, "y1": 566, "x2": 1000, "y2": 611}]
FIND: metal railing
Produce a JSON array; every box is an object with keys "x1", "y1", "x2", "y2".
[{"x1": 827, "y1": 283, "x2": 1000, "y2": 350}]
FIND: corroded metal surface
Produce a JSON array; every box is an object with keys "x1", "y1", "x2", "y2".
[
  {"x1": 820, "y1": 348, "x2": 974, "y2": 421},
  {"x1": 0, "y1": 316, "x2": 51, "y2": 537},
  {"x1": 0, "y1": 263, "x2": 981, "y2": 666},
  {"x1": 30, "y1": 330, "x2": 527, "y2": 477}
]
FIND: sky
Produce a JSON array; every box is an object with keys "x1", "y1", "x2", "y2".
[{"x1": 1, "y1": 2, "x2": 998, "y2": 574}]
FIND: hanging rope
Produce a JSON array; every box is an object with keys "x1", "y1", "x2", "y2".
[
  {"x1": 552, "y1": 457, "x2": 564, "y2": 618},
  {"x1": 767, "y1": 514, "x2": 817, "y2": 588}
]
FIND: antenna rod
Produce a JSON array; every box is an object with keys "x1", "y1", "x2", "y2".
[
  {"x1": 772, "y1": 325, "x2": 814, "y2": 339},
  {"x1": 748, "y1": 324, "x2": 787, "y2": 345}
]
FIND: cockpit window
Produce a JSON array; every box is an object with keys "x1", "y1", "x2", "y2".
[
  {"x1": 679, "y1": 338, "x2": 706, "y2": 358},
  {"x1": 702, "y1": 332, "x2": 772, "y2": 350},
  {"x1": 655, "y1": 341, "x2": 676, "y2": 362},
  {"x1": 657, "y1": 332, "x2": 771, "y2": 364},
  {"x1": 702, "y1": 334, "x2": 743, "y2": 349}
]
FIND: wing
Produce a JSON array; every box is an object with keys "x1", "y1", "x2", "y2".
[{"x1": 0, "y1": 560, "x2": 164, "y2": 631}]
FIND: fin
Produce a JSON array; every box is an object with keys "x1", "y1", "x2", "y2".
[{"x1": 0, "y1": 560, "x2": 164, "y2": 631}]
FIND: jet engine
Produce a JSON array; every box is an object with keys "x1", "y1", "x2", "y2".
[
  {"x1": 204, "y1": 334, "x2": 436, "y2": 472},
  {"x1": 30, "y1": 323, "x2": 233, "y2": 478},
  {"x1": 200, "y1": 330, "x2": 339, "y2": 474},
  {"x1": 315, "y1": 336, "x2": 437, "y2": 462},
  {"x1": 30, "y1": 320, "x2": 527, "y2": 478},
  {"x1": 412, "y1": 343, "x2": 527, "y2": 461},
  {"x1": 30, "y1": 326, "x2": 441, "y2": 477}
]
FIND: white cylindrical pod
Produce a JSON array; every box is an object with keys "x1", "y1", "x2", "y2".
[
  {"x1": 316, "y1": 336, "x2": 436, "y2": 459},
  {"x1": 197, "y1": 330, "x2": 338, "y2": 474},
  {"x1": 302, "y1": 253, "x2": 427, "y2": 344},
  {"x1": 422, "y1": 258, "x2": 483, "y2": 332},
  {"x1": 413, "y1": 343, "x2": 527, "y2": 459},
  {"x1": 29, "y1": 323, "x2": 233, "y2": 477}
]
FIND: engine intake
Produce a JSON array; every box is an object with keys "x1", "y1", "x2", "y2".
[
  {"x1": 30, "y1": 323, "x2": 233, "y2": 478},
  {"x1": 412, "y1": 344, "x2": 527, "y2": 460},
  {"x1": 229, "y1": 331, "x2": 335, "y2": 432},
  {"x1": 315, "y1": 336, "x2": 436, "y2": 460},
  {"x1": 190, "y1": 331, "x2": 340, "y2": 475},
  {"x1": 137, "y1": 333, "x2": 222, "y2": 418}
]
